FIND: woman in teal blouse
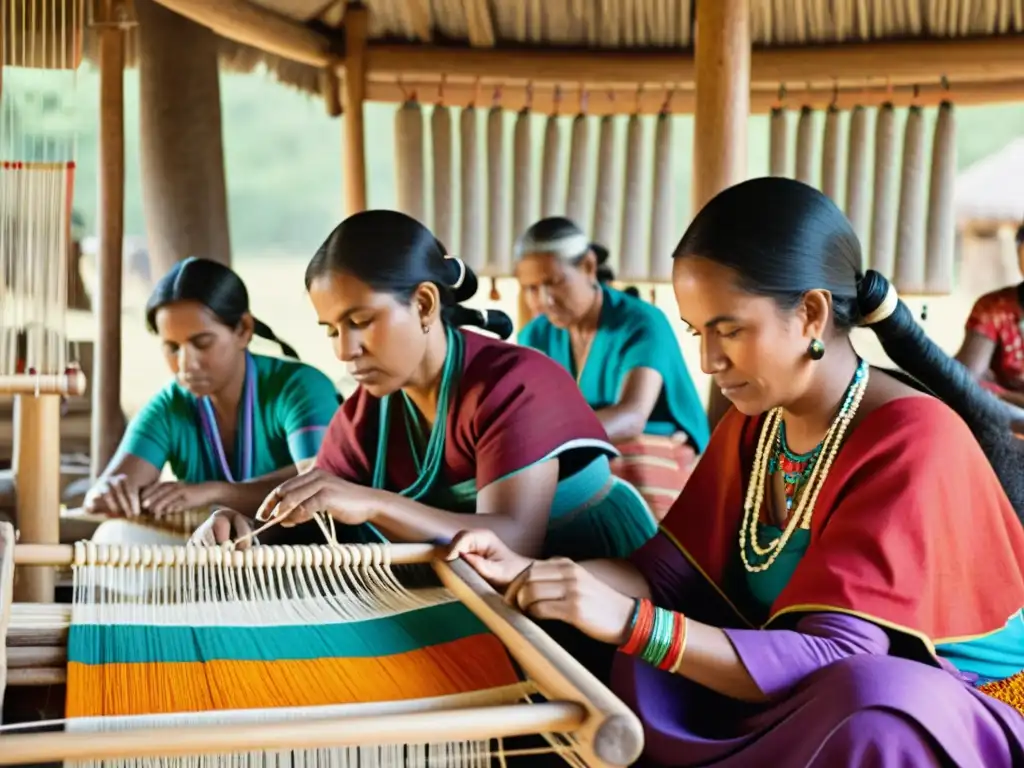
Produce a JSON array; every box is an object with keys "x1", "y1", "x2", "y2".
[
  {"x1": 83, "y1": 257, "x2": 340, "y2": 541},
  {"x1": 516, "y1": 217, "x2": 710, "y2": 519}
]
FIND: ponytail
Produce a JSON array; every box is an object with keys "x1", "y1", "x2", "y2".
[
  {"x1": 858, "y1": 270, "x2": 1024, "y2": 520},
  {"x1": 252, "y1": 318, "x2": 299, "y2": 360}
]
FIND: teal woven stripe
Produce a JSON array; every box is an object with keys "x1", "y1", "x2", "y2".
[{"x1": 68, "y1": 601, "x2": 489, "y2": 666}]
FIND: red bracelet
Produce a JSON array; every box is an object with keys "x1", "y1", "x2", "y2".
[{"x1": 620, "y1": 599, "x2": 654, "y2": 655}]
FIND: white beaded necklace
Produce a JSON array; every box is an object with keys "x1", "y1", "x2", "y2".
[{"x1": 739, "y1": 359, "x2": 870, "y2": 574}]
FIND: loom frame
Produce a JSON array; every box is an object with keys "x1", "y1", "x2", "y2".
[{"x1": 0, "y1": 528, "x2": 645, "y2": 767}]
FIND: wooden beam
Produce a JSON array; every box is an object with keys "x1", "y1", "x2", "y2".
[
  {"x1": 91, "y1": 2, "x2": 126, "y2": 480},
  {"x1": 363, "y1": 78, "x2": 1024, "y2": 115},
  {"x1": 693, "y1": 0, "x2": 749, "y2": 430},
  {"x1": 360, "y1": 35, "x2": 1024, "y2": 89},
  {"x1": 342, "y1": 2, "x2": 368, "y2": 215},
  {"x1": 148, "y1": 0, "x2": 336, "y2": 67}
]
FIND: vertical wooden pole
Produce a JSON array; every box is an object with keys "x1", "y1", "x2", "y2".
[
  {"x1": 136, "y1": 0, "x2": 231, "y2": 273},
  {"x1": 90, "y1": 2, "x2": 127, "y2": 480},
  {"x1": 692, "y1": 0, "x2": 750, "y2": 430},
  {"x1": 343, "y1": 3, "x2": 368, "y2": 215},
  {"x1": 12, "y1": 396, "x2": 61, "y2": 602}
]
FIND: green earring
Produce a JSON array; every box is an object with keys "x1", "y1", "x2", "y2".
[{"x1": 808, "y1": 338, "x2": 825, "y2": 360}]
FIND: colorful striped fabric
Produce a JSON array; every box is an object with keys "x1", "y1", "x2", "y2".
[
  {"x1": 66, "y1": 573, "x2": 520, "y2": 719},
  {"x1": 610, "y1": 435, "x2": 697, "y2": 521}
]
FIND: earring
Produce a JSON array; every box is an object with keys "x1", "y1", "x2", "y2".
[
  {"x1": 808, "y1": 338, "x2": 825, "y2": 360},
  {"x1": 421, "y1": 325, "x2": 430, "y2": 335}
]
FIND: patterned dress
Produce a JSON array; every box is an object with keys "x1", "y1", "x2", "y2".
[{"x1": 965, "y1": 285, "x2": 1024, "y2": 393}]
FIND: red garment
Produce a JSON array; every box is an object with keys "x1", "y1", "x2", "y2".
[
  {"x1": 316, "y1": 329, "x2": 614, "y2": 491},
  {"x1": 610, "y1": 436, "x2": 697, "y2": 521},
  {"x1": 660, "y1": 397, "x2": 1024, "y2": 649},
  {"x1": 965, "y1": 286, "x2": 1024, "y2": 392}
]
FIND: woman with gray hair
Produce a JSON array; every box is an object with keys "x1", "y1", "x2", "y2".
[{"x1": 515, "y1": 217, "x2": 709, "y2": 519}]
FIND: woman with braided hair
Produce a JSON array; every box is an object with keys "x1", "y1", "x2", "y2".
[
  {"x1": 450, "y1": 178, "x2": 1024, "y2": 766},
  {"x1": 203, "y1": 210, "x2": 658, "y2": 563},
  {"x1": 85, "y1": 257, "x2": 341, "y2": 543}
]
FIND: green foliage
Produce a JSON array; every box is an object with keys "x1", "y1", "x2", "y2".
[{"x1": 5, "y1": 63, "x2": 1024, "y2": 259}]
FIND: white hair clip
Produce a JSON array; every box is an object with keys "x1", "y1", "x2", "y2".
[{"x1": 445, "y1": 254, "x2": 467, "y2": 290}]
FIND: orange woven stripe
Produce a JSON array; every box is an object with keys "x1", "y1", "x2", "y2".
[{"x1": 67, "y1": 633, "x2": 518, "y2": 718}]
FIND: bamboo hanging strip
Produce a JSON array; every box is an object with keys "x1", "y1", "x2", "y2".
[
  {"x1": 0, "y1": 527, "x2": 644, "y2": 767},
  {"x1": 844, "y1": 105, "x2": 870, "y2": 247},
  {"x1": 591, "y1": 116, "x2": 618, "y2": 253},
  {"x1": 870, "y1": 103, "x2": 898, "y2": 277},
  {"x1": 893, "y1": 105, "x2": 927, "y2": 295},
  {"x1": 924, "y1": 102, "x2": 956, "y2": 296}
]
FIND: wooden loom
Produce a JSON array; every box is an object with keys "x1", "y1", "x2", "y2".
[
  {"x1": 1, "y1": 0, "x2": 90, "y2": 605},
  {"x1": 0, "y1": 523, "x2": 645, "y2": 766}
]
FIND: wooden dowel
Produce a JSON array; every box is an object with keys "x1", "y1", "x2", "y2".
[
  {"x1": 5, "y1": 666, "x2": 66, "y2": 687},
  {"x1": 6, "y1": 618, "x2": 69, "y2": 649},
  {"x1": 435, "y1": 558, "x2": 644, "y2": 768},
  {"x1": 0, "y1": 701, "x2": 585, "y2": 765},
  {"x1": 6, "y1": 645, "x2": 66, "y2": 668},
  {"x1": 11, "y1": 542, "x2": 441, "y2": 567},
  {"x1": 361, "y1": 36, "x2": 1024, "y2": 87},
  {"x1": 13, "y1": 395, "x2": 63, "y2": 603},
  {"x1": 0, "y1": 372, "x2": 87, "y2": 397}
]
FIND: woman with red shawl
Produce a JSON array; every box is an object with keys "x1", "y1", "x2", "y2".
[{"x1": 449, "y1": 178, "x2": 1024, "y2": 766}]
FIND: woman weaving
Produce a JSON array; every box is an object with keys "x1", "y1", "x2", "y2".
[
  {"x1": 84, "y1": 257, "x2": 340, "y2": 542},
  {"x1": 516, "y1": 218, "x2": 710, "y2": 519},
  {"x1": 447, "y1": 179, "x2": 1024, "y2": 766},
  {"x1": 211, "y1": 210, "x2": 658, "y2": 560}
]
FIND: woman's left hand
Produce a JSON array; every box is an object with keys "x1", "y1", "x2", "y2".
[
  {"x1": 504, "y1": 558, "x2": 637, "y2": 645},
  {"x1": 141, "y1": 481, "x2": 222, "y2": 518},
  {"x1": 256, "y1": 469, "x2": 380, "y2": 528}
]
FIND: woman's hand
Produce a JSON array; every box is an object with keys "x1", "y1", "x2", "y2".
[
  {"x1": 445, "y1": 529, "x2": 535, "y2": 590},
  {"x1": 188, "y1": 508, "x2": 255, "y2": 549},
  {"x1": 83, "y1": 474, "x2": 141, "y2": 518},
  {"x1": 141, "y1": 481, "x2": 222, "y2": 518},
  {"x1": 505, "y1": 558, "x2": 637, "y2": 645},
  {"x1": 255, "y1": 469, "x2": 380, "y2": 528}
]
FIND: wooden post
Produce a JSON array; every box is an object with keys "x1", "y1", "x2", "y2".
[
  {"x1": 343, "y1": 2, "x2": 368, "y2": 215},
  {"x1": 136, "y1": 0, "x2": 231, "y2": 274},
  {"x1": 90, "y1": 1, "x2": 128, "y2": 480},
  {"x1": 692, "y1": 0, "x2": 750, "y2": 429},
  {"x1": 12, "y1": 396, "x2": 62, "y2": 602}
]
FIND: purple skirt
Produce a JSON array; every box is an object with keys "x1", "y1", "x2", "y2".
[{"x1": 613, "y1": 652, "x2": 1024, "y2": 767}]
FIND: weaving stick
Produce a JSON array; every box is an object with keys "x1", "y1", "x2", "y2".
[
  {"x1": 0, "y1": 701, "x2": 586, "y2": 765},
  {"x1": 435, "y1": 557, "x2": 645, "y2": 767}
]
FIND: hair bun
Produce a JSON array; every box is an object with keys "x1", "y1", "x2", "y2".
[{"x1": 856, "y1": 270, "x2": 899, "y2": 326}]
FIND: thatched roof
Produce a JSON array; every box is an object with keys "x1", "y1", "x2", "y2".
[
  {"x1": 9, "y1": 1, "x2": 1024, "y2": 102},
  {"x1": 956, "y1": 138, "x2": 1024, "y2": 226}
]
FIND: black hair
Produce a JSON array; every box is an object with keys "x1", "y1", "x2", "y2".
[
  {"x1": 516, "y1": 217, "x2": 615, "y2": 284},
  {"x1": 304, "y1": 210, "x2": 513, "y2": 340},
  {"x1": 624, "y1": 286, "x2": 641, "y2": 299},
  {"x1": 1015, "y1": 224, "x2": 1024, "y2": 247},
  {"x1": 676, "y1": 177, "x2": 1024, "y2": 522},
  {"x1": 145, "y1": 257, "x2": 299, "y2": 359}
]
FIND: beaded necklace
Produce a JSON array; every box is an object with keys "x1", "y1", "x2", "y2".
[
  {"x1": 739, "y1": 359, "x2": 869, "y2": 574},
  {"x1": 768, "y1": 421, "x2": 822, "y2": 513}
]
